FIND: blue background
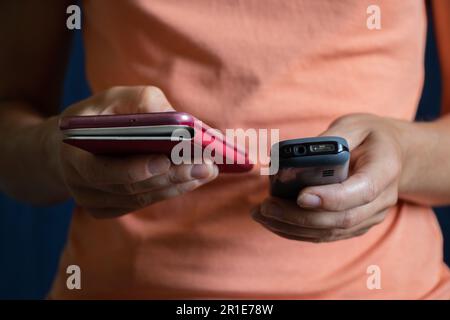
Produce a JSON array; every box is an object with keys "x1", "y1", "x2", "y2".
[{"x1": 0, "y1": 7, "x2": 449, "y2": 299}]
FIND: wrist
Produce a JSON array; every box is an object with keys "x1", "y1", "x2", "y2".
[
  {"x1": 40, "y1": 115, "x2": 67, "y2": 190},
  {"x1": 392, "y1": 119, "x2": 440, "y2": 200},
  {"x1": 0, "y1": 109, "x2": 70, "y2": 204}
]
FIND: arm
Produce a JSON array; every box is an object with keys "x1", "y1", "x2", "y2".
[
  {"x1": 398, "y1": 0, "x2": 450, "y2": 206},
  {"x1": 0, "y1": 2, "x2": 217, "y2": 216},
  {"x1": 433, "y1": 0, "x2": 450, "y2": 110},
  {"x1": 0, "y1": 1, "x2": 73, "y2": 204},
  {"x1": 254, "y1": 1, "x2": 450, "y2": 242}
]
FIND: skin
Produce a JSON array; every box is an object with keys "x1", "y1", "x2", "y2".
[
  {"x1": 0, "y1": 2, "x2": 218, "y2": 218},
  {"x1": 0, "y1": 1, "x2": 449, "y2": 237},
  {"x1": 253, "y1": 1, "x2": 450, "y2": 242},
  {"x1": 57, "y1": 86, "x2": 218, "y2": 218}
]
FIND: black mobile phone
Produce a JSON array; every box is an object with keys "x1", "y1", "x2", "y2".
[{"x1": 269, "y1": 136, "x2": 350, "y2": 200}]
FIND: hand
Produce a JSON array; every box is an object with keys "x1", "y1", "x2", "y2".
[
  {"x1": 57, "y1": 86, "x2": 218, "y2": 218},
  {"x1": 253, "y1": 113, "x2": 404, "y2": 242}
]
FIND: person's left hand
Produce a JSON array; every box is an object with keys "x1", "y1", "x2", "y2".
[{"x1": 252, "y1": 113, "x2": 404, "y2": 243}]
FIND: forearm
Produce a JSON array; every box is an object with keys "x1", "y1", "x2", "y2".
[
  {"x1": 0, "y1": 101, "x2": 69, "y2": 205},
  {"x1": 398, "y1": 114, "x2": 450, "y2": 206}
]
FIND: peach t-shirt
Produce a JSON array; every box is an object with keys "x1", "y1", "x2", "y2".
[{"x1": 50, "y1": 0, "x2": 450, "y2": 298}]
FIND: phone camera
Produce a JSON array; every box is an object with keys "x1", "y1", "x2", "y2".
[
  {"x1": 293, "y1": 145, "x2": 307, "y2": 156},
  {"x1": 282, "y1": 144, "x2": 307, "y2": 157}
]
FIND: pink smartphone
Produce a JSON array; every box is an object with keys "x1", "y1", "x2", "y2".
[{"x1": 59, "y1": 112, "x2": 253, "y2": 173}]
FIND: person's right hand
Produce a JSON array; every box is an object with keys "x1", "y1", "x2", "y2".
[{"x1": 57, "y1": 86, "x2": 218, "y2": 218}]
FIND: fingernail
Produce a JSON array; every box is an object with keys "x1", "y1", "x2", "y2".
[
  {"x1": 297, "y1": 193, "x2": 322, "y2": 208},
  {"x1": 261, "y1": 201, "x2": 281, "y2": 217},
  {"x1": 148, "y1": 157, "x2": 170, "y2": 175},
  {"x1": 191, "y1": 164, "x2": 212, "y2": 179}
]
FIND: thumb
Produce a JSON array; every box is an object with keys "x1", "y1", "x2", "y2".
[
  {"x1": 135, "y1": 86, "x2": 175, "y2": 113},
  {"x1": 62, "y1": 86, "x2": 175, "y2": 117},
  {"x1": 319, "y1": 115, "x2": 372, "y2": 151}
]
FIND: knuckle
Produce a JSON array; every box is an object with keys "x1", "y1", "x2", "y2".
[
  {"x1": 315, "y1": 230, "x2": 335, "y2": 243},
  {"x1": 374, "y1": 212, "x2": 387, "y2": 225},
  {"x1": 176, "y1": 181, "x2": 195, "y2": 194},
  {"x1": 174, "y1": 165, "x2": 193, "y2": 183},
  {"x1": 125, "y1": 167, "x2": 141, "y2": 184},
  {"x1": 143, "y1": 85, "x2": 164, "y2": 100},
  {"x1": 327, "y1": 228, "x2": 340, "y2": 239},
  {"x1": 159, "y1": 174, "x2": 172, "y2": 188},
  {"x1": 150, "y1": 174, "x2": 170, "y2": 189},
  {"x1": 102, "y1": 86, "x2": 121, "y2": 97},
  {"x1": 320, "y1": 228, "x2": 343, "y2": 242},
  {"x1": 330, "y1": 114, "x2": 368, "y2": 129},
  {"x1": 300, "y1": 214, "x2": 327, "y2": 229},
  {"x1": 101, "y1": 86, "x2": 126, "y2": 101},
  {"x1": 107, "y1": 85, "x2": 125, "y2": 92},
  {"x1": 330, "y1": 115, "x2": 354, "y2": 128},
  {"x1": 151, "y1": 187, "x2": 181, "y2": 204},
  {"x1": 167, "y1": 167, "x2": 180, "y2": 184},
  {"x1": 385, "y1": 149, "x2": 402, "y2": 176},
  {"x1": 334, "y1": 194, "x2": 346, "y2": 212},
  {"x1": 82, "y1": 159, "x2": 111, "y2": 185},
  {"x1": 295, "y1": 213, "x2": 312, "y2": 227},
  {"x1": 122, "y1": 183, "x2": 137, "y2": 195},
  {"x1": 327, "y1": 185, "x2": 345, "y2": 211},
  {"x1": 173, "y1": 183, "x2": 188, "y2": 196},
  {"x1": 133, "y1": 193, "x2": 152, "y2": 207},
  {"x1": 339, "y1": 210, "x2": 358, "y2": 229},
  {"x1": 388, "y1": 190, "x2": 399, "y2": 207},
  {"x1": 361, "y1": 174, "x2": 378, "y2": 204},
  {"x1": 145, "y1": 85, "x2": 163, "y2": 94}
]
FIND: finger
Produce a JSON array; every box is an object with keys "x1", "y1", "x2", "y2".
[
  {"x1": 297, "y1": 142, "x2": 398, "y2": 211},
  {"x1": 167, "y1": 162, "x2": 217, "y2": 184},
  {"x1": 105, "y1": 163, "x2": 218, "y2": 194},
  {"x1": 131, "y1": 86, "x2": 175, "y2": 113},
  {"x1": 74, "y1": 168, "x2": 219, "y2": 217},
  {"x1": 272, "y1": 227, "x2": 370, "y2": 243},
  {"x1": 262, "y1": 185, "x2": 397, "y2": 229},
  {"x1": 146, "y1": 170, "x2": 219, "y2": 203},
  {"x1": 310, "y1": 114, "x2": 400, "y2": 211},
  {"x1": 63, "y1": 86, "x2": 175, "y2": 117},
  {"x1": 252, "y1": 207, "x2": 325, "y2": 242},
  {"x1": 272, "y1": 231, "x2": 320, "y2": 242},
  {"x1": 100, "y1": 86, "x2": 175, "y2": 114},
  {"x1": 319, "y1": 114, "x2": 373, "y2": 151},
  {"x1": 70, "y1": 150, "x2": 171, "y2": 185},
  {"x1": 254, "y1": 209, "x2": 387, "y2": 242},
  {"x1": 253, "y1": 210, "x2": 327, "y2": 239}
]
